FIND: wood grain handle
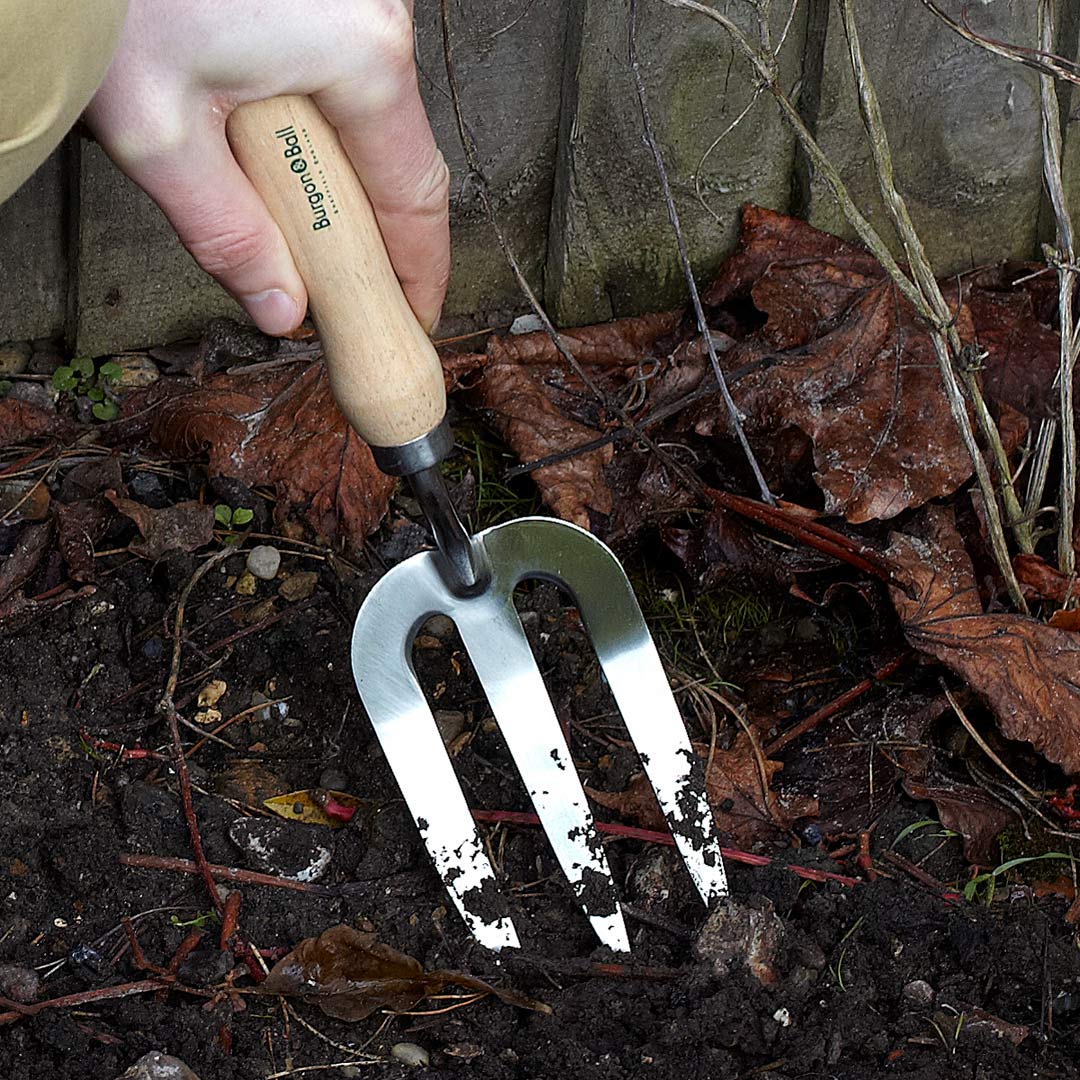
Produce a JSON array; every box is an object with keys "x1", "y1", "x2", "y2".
[{"x1": 226, "y1": 96, "x2": 446, "y2": 450}]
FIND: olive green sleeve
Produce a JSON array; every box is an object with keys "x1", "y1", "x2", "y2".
[{"x1": 0, "y1": 0, "x2": 129, "y2": 203}]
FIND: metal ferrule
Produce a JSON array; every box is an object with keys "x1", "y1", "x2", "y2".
[{"x1": 369, "y1": 418, "x2": 489, "y2": 596}]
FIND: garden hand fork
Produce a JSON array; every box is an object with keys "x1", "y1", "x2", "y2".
[{"x1": 229, "y1": 96, "x2": 729, "y2": 952}]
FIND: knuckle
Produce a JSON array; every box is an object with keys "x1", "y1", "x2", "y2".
[
  {"x1": 183, "y1": 225, "x2": 274, "y2": 279},
  {"x1": 412, "y1": 152, "x2": 451, "y2": 218}
]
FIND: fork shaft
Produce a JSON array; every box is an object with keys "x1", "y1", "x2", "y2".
[{"x1": 408, "y1": 465, "x2": 490, "y2": 596}]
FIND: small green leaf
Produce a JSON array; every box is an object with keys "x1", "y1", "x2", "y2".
[
  {"x1": 71, "y1": 356, "x2": 95, "y2": 378},
  {"x1": 91, "y1": 400, "x2": 119, "y2": 422},
  {"x1": 214, "y1": 504, "x2": 233, "y2": 526},
  {"x1": 231, "y1": 507, "x2": 254, "y2": 526},
  {"x1": 99, "y1": 360, "x2": 123, "y2": 384},
  {"x1": 0, "y1": 380, "x2": 11, "y2": 396},
  {"x1": 86, "y1": 387, "x2": 105, "y2": 402},
  {"x1": 52, "y1": 366, "x2": 77, "y2": 392}
]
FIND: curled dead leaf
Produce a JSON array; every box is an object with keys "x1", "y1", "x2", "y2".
[
  {"x1": 887, "y1": 508, "x2": 1080, "y2": 775},
  {"x1": 261, "y1": 924, "x2": 550, "y2": 1020},
  {"x1": 106, "y1": 491, "x2": 215, "y2": 560}
]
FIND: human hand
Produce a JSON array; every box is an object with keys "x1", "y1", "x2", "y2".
[{"x1": 85, "y1": 0, "x2": 449, "y2": 336}]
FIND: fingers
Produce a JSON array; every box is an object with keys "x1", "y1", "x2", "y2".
[
  {"x1": 107, "y1": 113, "x2": 309, "y2": 337},
  {"x1": 317, "y1": 64, "x2": 450, "y2": 334}
]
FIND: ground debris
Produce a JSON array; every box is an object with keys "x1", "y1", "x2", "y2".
[{"x1": 261, "y1": 923, "x2": 550, "y2": 1020}]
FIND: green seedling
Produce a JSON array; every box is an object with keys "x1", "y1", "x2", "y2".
[
  {"x1": 169, "y1": 911, "x2": 218, "y2": 930},
  {"x1": 892, "y1": 818, "x2": 959, "y2": 847},
  {"x1": 52, "y1": 357, "x2": 123, "y2": 421},
  {"x1": 963, "y1": 852, "x2": 1078, "y2": 905},
  {"x1": 214, "y1": 504, "x2": 254, "y2": 545}
]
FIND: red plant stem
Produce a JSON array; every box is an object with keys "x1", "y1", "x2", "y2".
[
  {"x1": 0, "y1": 979, "x2": 171, "y2": 1026},
  {"x1": 469, "y1": 810, "x2": 861, "y2": 888},
  {"x1": 764, "y1": 653, "x2": 908, "y2": 756},
  {"x1": 708, "y1": 489, "x2": 896, "y2": 582},
  {"x1": 119, "y1": 852, "x2": 338, "y2": 895},
  {"x1": 220, "y1": 889, "x2": 242, "y2": 948},
  {"x1": 80, "y1": 730, "x2": 168, "y2": 762}
]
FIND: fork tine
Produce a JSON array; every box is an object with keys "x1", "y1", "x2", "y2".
[
  {"x1": 351, "y1": 558, "x2": 519, "y2": 951},
  {"x1": 456, "y1": 594, "x2": 631, "y2": 953},
  {"x1": 481, "y1": 519, "x2": 730, "y2": 905}
]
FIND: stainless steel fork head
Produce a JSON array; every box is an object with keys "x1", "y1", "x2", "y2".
[{"x1": 351, "y1": 517, "x2": 729, "y2": 951}]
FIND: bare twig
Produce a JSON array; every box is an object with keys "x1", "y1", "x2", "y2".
[
  {"x1": 628, "y1": 0, "x2": 775, "y2": 505},
  {"x1": 119, "y1": 852, "x2": 348, "y2": 896},
  {"x1": 158, "y1": 547, "x2": 232, "y2": 914},
  {"x1": 919, "y1": 0, "x2": 1080, "y2": 86},
  {"x1": 1037, "y1": 0, "x2": 1078, "y2": 576}
]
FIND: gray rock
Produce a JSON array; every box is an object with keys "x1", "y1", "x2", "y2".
[
  {"x1": 228, "y1": 818, "x2": 332, "y2": 882},
  {"x1": 0, "y1": 341, "x2": 31, "y2": 376},
  {"x1": 902, "y1": 978, "x2": 935, "y2": 1006},
  {"x1": 246, "y1": 544, "x2": 281, "y2": 581},
  {"x1": 390, "y1": 1042, "x2": 430, "y2": 1067},
  {"x1": 0, "y1": 964, "x2": 40, "y2": 1003},
  {"x1": 694, "y1": 896, "x2": 785, "y2": 986},
  {"x1": 424, "y1": 614, "x2": 456, "y2": 641},
  {"x1": 113, "y1": 353, "x2": 161, "y2": 389},
  {"x1": 114, "y1": 1051, "x2": 201, "y2": 1080},
  {"x1": 434, "y1": 710, "x2": 467, "y2": 746}
]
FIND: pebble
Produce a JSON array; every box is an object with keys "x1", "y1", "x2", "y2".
[
  {"x1": 228, "y1": 818, "x2": 332, "y2": 882},
  {"x1": 246, "y1": 545, "x2": 281, "y2": 581},
  {"x1": 318, "y1": 767, "x2": 349, "y2": 791},
  {"x1": 694, "y1": 896, "x2": 785, "y2": 986},
  {"x1": 434, "y1": 710, "x2": 466, "y2": 746},
  {"x1": 114, "y1": 1051, "x2": 201, "y2": 1080},
  {"x1": 390, "y1": 1043, "x2": 430, "y2": 1067},
  {"x1": 278, "y1": 570, "x2": 318, "y2": 602},
  {"x1": 197, "y1": 680, "x2": 227, "y2": 708},
  {"x1": 0, "y1": 963, "x2": 40, "y2": 1003},
  {"x1": 235, "y1": 571, "x2": 257, "y2": 596},
  {"x1": 424, "y1": 614, "x2": 456, "y2": 640},
  {"x1": 113, "y1": 354, "x2": 161, "y2": 389},
  {"x1": 0, "y1": 341, "x2": 31, "y2": 377},
  {"x1": 902, "y1": 979, "x2": 935, "y2": 1006}
]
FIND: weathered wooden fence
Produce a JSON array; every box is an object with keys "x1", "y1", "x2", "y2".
[{"x1": 1, "y1": 0, "x2": 1076, "y2": 356}]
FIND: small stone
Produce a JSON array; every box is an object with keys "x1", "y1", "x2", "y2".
[
  {"x1": 246, "y1": 545, "x2": 281, "y2": 581},
  {"x1": 424, "y1": 614, "x2": 455, "y2": 640},
  {"x1": 434, "y1": 710, "x2": 466, "y2": 746},
  {"x1": 245, "y1": 598, "x2": 277, "y2": 625},
  {"x1": 115, "y1": 1051, "x2": 202, "y2": 1080},
  {"x1": 319, "y1": 768, "x2": 348, "y2": 791},
  {"x1": 694, "y1": 896, "x2": 785, "y2": 986},
  {"x1": 194, "y1": 708, "x2": 222, "y2": 726},
  {"x1": 112, "y1": 354, "x2": 161, "y2": 389},
  {"x1": 0, "y1": 341, "x2": 31, "y2": 377},
  {"x1": 250, "y1": 691, "x2": 272, "y2": 723},
  {"x1": 772, "y1": 1006, "x2": 793, "y2": 1027},
  {"x1": 390, "y1": 1043, "x2": 430, "y2": 1067},
  {"x1": 235, "y1": 571, "x2": 257, "y2": 596},
  {"x1": 0, "y1": 964, "x2": 40, "y2": 1003},
  {"x1": 902, "y1": 979, "x2": 935, "y2": 1006},
  {"x1": 228, "y1": 818, "x2": 332, "y2": 882},
  {"x1": 141, "y1": 636, "x2": 165, "y2": 661},
  {"x1": 197, "y1": 679, "x2": 227, "y2": 708},
  {"x1": 278, "y1": 570, "x2": 318, "y2": 602}
]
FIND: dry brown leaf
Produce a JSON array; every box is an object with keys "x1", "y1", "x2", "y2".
[
  {"x1": 145, "y1": 362, "x2": 394, "y2": 552},
  {"x1": 1014, "y1": 553, "x2": 1076, "y2": 605},
  {"x1": 106, "y1": 492, "x2": 215, "y2": 560},
  {"x1": 0, "y1": 522, "x2": 51, "y2": 603},
  {"x1": 490, "y1": 312, "x2": 682, "y2": 367},
  {"x1": 0, "y1": 398, "x2": 73, "y2": 451},
  {"x1": 887, "y1": 507, "x2": 1080, "y2": 775},
  {"x1": 475, "y1": 359, "x2": 613, "y2": 527},
  {"x1": 262, "y1": 924, "x2": 550, "y2": 1020},
  {"x1": 902, "y1": 776, "x2": 1014, "y2": 865},
  {"x1": 588, "y1": 733, "x2": 816, "y2": 847}
]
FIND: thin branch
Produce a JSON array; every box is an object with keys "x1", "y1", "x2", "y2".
[
  {"x1": 919, "y1": 0, "x2": 1080, "y2": 86},
  {"x1": 1037, "y1": 0, "x2": 1078, "y2": 576},
  {"x1": 629, "y1": 0, "x2": 775, "y2": 505}
]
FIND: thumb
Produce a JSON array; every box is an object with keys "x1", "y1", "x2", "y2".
[{"x1": 127, "y1": 123, "x2": 308, "y2": 336}]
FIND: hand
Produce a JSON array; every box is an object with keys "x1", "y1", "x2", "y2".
[{"x1": 85, "y1": 0, "x2": 449, "y2": 335}]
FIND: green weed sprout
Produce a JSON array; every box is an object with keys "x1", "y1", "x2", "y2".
[
  {"x1": 52, "y1": 357, "x2": 122, "y2": 421},
  {"x1": 214, "y1": 504, "x2": 254, "y2": 545}
]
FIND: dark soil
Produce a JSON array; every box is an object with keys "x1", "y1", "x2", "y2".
[{"x1": 1, "y1": 504, "x2": 1078, "y2": 1079}]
